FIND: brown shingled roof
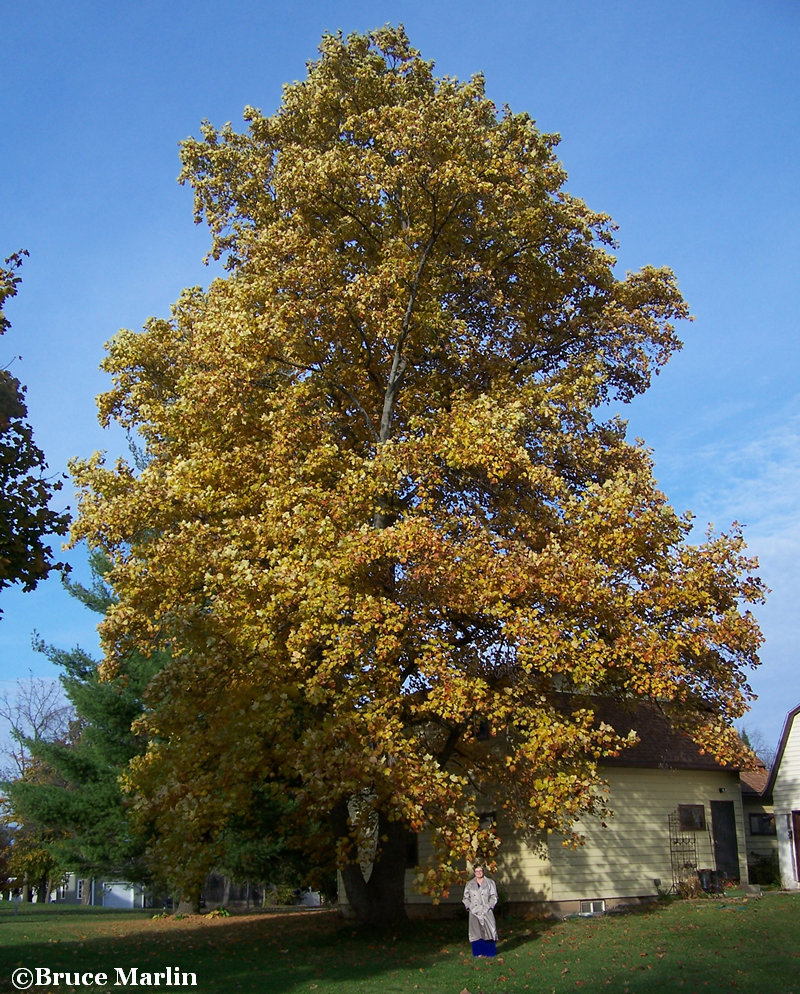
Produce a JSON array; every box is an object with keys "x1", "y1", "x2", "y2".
[
  {"x1": 740, "y1": 766, "x2": 770, "y2": 797},
  {"x1": 589, "y1": 699, "x2": 736, "y2": 772}
]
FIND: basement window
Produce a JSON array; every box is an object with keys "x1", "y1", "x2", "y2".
[{"x1": 579, "y1": 899, "x2": 605, "y2": 916}]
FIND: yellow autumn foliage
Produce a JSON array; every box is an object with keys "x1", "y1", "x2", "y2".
[{"x1": 70, "y1": 27, "x2": 763, "y2": 921}]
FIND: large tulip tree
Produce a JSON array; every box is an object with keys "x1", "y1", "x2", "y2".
[{"x1": 71, "y1": 27, "x2": 764, "y2": 922}]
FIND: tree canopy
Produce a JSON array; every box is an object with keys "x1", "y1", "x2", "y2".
[
  {"x1": 0, "y1": 251, "x2": 69, "y2": 613},
  {"x1": 70, "y1": 27, "x2": 765, "y2": 922}
]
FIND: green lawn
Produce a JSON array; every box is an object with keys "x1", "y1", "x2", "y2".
[{"x1": 0, "y1": 891, "x2": 798, "y2": 994}]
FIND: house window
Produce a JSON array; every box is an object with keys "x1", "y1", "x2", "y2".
[
  {"x1": 678, "y1": 804, "x2": 706, "y2": 831},
  {"x1": 76, "y1": 879, "x2": 83, "y2": 901},
  {"x1": 749, "y1": 813, "x2": 776, "y2": 836}
]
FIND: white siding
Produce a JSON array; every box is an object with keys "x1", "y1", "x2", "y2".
[
  {"x1": 772, "y1": 710, "x2": 800, "y2": 889},
  {"x1": 101, "y1": 882, "x2": 138, "y2": 908}
]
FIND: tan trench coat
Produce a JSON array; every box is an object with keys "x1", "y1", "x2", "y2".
[{"x1": 462, "y1": 876, "x2": 498, "y2": 942}]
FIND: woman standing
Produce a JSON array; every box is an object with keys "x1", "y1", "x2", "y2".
[{"x1": 462, "y1": 864, "x2": 498, "y2": 957}]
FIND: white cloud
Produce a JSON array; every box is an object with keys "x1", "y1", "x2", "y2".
[{"x1": 652, "y1": 396, "x2": 800, "y2": 752}]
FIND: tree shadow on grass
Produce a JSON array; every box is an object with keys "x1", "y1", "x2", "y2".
[{"x1": 0, "y1": 907, "x2": 509, "y2": 993}]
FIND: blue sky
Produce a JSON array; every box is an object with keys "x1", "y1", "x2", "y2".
[{"x1": 1, "y1": 0, "x2": 798, "y2": 752}]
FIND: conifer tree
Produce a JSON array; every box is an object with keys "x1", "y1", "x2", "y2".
[{"x1": 4, "y1": 553, "x2": 159, "y2": 883}]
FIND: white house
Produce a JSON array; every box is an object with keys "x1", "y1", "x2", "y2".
[{"x1": 765, "y1": 703, "x2": 800, "y2": 890}]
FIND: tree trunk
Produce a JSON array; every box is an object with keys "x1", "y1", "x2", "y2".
[
  {"x1": 177, "y1": 889, "x2": 201, "y2": 914},
  {"x1": 338, "y1": 808, "x2": 409, "y2": 925}
]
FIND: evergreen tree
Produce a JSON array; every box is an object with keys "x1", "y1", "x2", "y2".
[{"x1": 4, "y1": 552, "x2": 160, "y2": 882}]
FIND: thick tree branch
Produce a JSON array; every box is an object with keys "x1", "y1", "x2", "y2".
[{"x1": 378, "y1": 196, "x2": 467, "y2": 444}]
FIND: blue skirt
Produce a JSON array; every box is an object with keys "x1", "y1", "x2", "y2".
[{"x1": 471, "y1": 938, "x2": 497, "y2": 957}]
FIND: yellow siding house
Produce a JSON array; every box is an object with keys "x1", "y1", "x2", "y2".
[{"x1": 407, "y1": 702, "x2": 753, "y2": 916}]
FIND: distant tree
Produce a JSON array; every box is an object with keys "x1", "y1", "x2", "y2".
[
  {"x1": 0, "y1": 755, "x2": 70, "y2": 902},
  {"x1": 0, "y1": 675, "x2": 73, "y2": 780},
  {"x1": 0, "y1": 251, "x2": 70, "y2": 614},
  {"x1": 0, "y1": 822, "x2": 11, "y2": 891},
  {"x1": 0, "y1": 677, "x2": 73, "y2": 901},
  {"x1": 71, "y1": 27, "x2": 766, "y2": 924},
  {"x1": 739, "y1": 726, "x2": 776, "y2": 770}
]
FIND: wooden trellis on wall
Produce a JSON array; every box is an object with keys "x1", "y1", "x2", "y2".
[{"x1": 668, "y1": 809, "x2": 698, "y2": 893}]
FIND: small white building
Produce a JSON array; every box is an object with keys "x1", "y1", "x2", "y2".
[
  {"x1": 765, "y1": 703, "x2": 800, "y2": 891},
  {"x1": 57, "y1": 873, "x2": 150, "y2": 908}
]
